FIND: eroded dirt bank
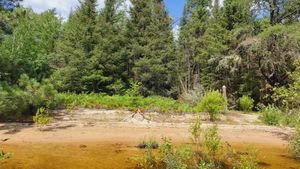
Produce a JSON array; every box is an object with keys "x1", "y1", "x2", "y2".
[{"x1": 0, "y1": 109, "x2": 299, "y2": 169}]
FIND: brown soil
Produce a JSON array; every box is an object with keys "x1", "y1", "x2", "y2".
[{"x1": 0, "y1": 109, "x2": 299, "y2": 169}]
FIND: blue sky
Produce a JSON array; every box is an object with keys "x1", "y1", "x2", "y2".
[
  {"x1": 21, "y1": 0, "x2": 185, "y2": 24},
  {"x1": 164, "y1": 0, "x2": 185, "y2": 25}
]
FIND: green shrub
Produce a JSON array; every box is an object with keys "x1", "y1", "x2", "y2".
[
  {"x1": 290, "y1": 128, "x2": 300, "y2": 161},
  {"x1": 33, "y1": 107, "x2": 53, "y2": 129},
  {"x1": 189, "y1": 115, "x2": 202, "y2": 144},
  {"x1": 203, "y1": 125, "x2": 222, "y2": 157},
  {"x1": 198, "y1": 161, "x2": 215, "y2": 169},
  {"x1": 272, "y1": 62, "x2": 300, "y2": 112},
  {"x1": 0, "y1": 84, "x2": 29, "y2": 119},
  {"x1": 138, "y1": 138, "x2": 159, "y2": 149},
  {"x1": 159, "y1": 138, "x2": 193, "y2": 169},
  {"x1": 237, "y1": 147, "x2": 259, "y2": 169},
  {"x1": 135, "y1": 146, "x2": 158, "y2": 169},
  {"x1": 0, "y1": 149, "x2": 11, "y2": 161},
  {"x1": 198, "y1": 91, "x2": 226, "y2": 121},
  {"x1": 135, "y1": 138, "x2": 194, "y2": 169},
  {"x1": 239, "y1": 95, "x2": 254, "y2": 112},
  {"x1": 134, "y1": 134, "x2": 261, "y2": 169},
  {"x1": 161, "y1": 146, "x2": 193, "y2": 169},
  {"x1": 260, "y1": 105, "x2": 282, "y2": 126},
  {"x1": 279, "y1": 112, "x2": 300, "y2": 127},
  {"x1": 125, "y1": 81, "x2": 142, "y2": 96},
  {"x1": 0, "y1": 74, "x2": 59, "y2": 120}
]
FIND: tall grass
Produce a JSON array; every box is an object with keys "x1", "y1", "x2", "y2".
[
  {"x1": 134, "y1": 126, "x2": 260, "y2": 169},
  {"x1": 58, "y1": 93, "x2": 197, "y2": 113}
]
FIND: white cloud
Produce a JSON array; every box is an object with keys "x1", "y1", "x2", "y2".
[
  {"x1": 22, "y1": 0, "x2": 105, "y2": 19},
  {"x1": 173, "y1": 25, "x2": 180, "y2": 40}
]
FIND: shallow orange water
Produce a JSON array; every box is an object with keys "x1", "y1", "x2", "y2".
[{"x1": 0, "y1": 142, "x2": 299, "y2": 169}]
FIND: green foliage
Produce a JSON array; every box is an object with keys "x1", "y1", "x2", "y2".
[
  {"x1": 127, "y1": 0, "x2": 178, "y2": 97},
  {"x1": 239, "y1": 95, "x2": 254, "y2": 112},
  {"x1": 138, "y1": 138, "x2": 159, "y2": 149},
  {"x1": 189, "y1": 115, "x2": 202, "y2": 144},
  {"x1": 237, "y1": 147, "x2": 259, "y2": 169},
  {"x1": 203, "y1": 125, "x2": 222, "y2": 157},
  {"x1": 59, "y1": 93, "x2": 196, "y2": 113},
  {"x1": 88, "y1": 0, "x2": 128, "y2": 94},
  {"x1": 0, "y1": 0, "x2": 300, "y2": 126},
  {"x1": 254, "y1": 0, "x2": 300, "y2": 24},
  {"x1": 33, "y1": 107, "x2": 53, "y2": 127},
  {"x1": 0, "y1": 9, "x2": 60, "y2": 83},
  {"x1": 52, "y1": 0, "x2": 98, "y2": 93},
  {"x1": 134, "y1": 127, "x2": 261, "y2": 169},
  {"x1": 223, "y1": 0, "x2": 253, "y2": 30},
  {"x1": 198, "y1": 91, "x2": 226, "y2": 121},
  {"x1": 260, "y1": 105, "x2": 282, "y2": 126},
  {"x1": 135, "y1": 146, "x2": 158, "y2": 169},
  {"x1": 0, "y1": 74, "x2": 58, "y2": 120},
  {"x1": 198, "y1": 161, "x2": 215, "y2": 169},
  {"x1": 136, "y1": 138, "x2": 194, "y2": 169},
  {"x1": 0, "y1": 149, "x2": 11, "y2": 161},
  {"x1": 160, "y1": 145, "x2": 193, "y2": 169},
  {"x1": 125, "y1": 81, "x2": 142, "y2": 97},
  {"x1": 290, "y1": 128, "x2": 300, "y2": 161},
  {"x1": 273, "y1": 61, "x2": 300, "y2": 112}
]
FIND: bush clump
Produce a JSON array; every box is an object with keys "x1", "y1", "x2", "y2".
[
  {"x1": 33, "y1": 107, "x2": 53, "y2": 129},
  {"x1": 0, "y1": 74, "x2": 59, "y2": 120},
  {"x1": 260, "y1": 105, "x2": 282, "y2": 126},
  {"x1": 198, "y1": 91, "x2": 226, "y2": 121},
  {"x1": 290, "y1": 128, "x2": 300, "y2": 161},
  {"x1": 239, "y1": 95, "x2": 254, "y2": 112},
  {"x1": 138, "y1": 138, "x2": 159, "y2": 149},
  {"x1": 189, "y1": 115, "x2": 202, "y2": 144},
  {"x1": 135, "y1": 138, "x2": 194, "y2": 169},
  {"x1": 203, "y1": 125, "x2": 222, "y2": 157},
  {"x1": 134, "y1": 125, "x2": 260, "y2": 169},
  {"x1": 233, "y1": 146, "x2": 259, "y2": 169},
  {"x1": 0, "y1": 149, "x2": 11, "y2": 161}
]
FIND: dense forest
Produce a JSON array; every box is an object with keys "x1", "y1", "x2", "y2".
[{"x1": 0, "y1": 0, "x2": 300, "y2": 120}]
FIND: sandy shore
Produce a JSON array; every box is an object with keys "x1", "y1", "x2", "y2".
[{"x1": 0, "y1": 109, "x2": 299, "y2": 169}]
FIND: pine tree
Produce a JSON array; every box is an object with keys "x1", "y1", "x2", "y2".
[
  {"x1": 52, "y1": 0, "x2": 97, "y2": 93},
  {"x1": 89, "y1": 0, "x2": 128, "y2": 94},
  {"x1": 127, "y1": 0, "x2": 177, "y2": 96},
  {"x1": 178, "y1": 0, "x2": 211, "y2": 91},
  {"x1": 223, "y1": 0, "x2": 252, "y2": 30},
  {"x1": 197, "y1": 0, "x2": 230, "y2": 89}
]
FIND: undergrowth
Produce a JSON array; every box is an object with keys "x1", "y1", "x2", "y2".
[
  {"x1": 0, "y1": 149, "x2": 11, "y2": 161},
  {"x1": 134, "y1": 125, "x2": 260, "y2": 169},
  {"x1": 58, "y1": 93, "x2": 197, "y2": 113}
]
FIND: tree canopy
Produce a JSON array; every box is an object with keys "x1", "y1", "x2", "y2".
[{"x1": 0, "y1": 0, "x2": 300, "y2": 118}]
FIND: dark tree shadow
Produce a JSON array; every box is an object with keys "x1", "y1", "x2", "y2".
[
  {"x1": 0, "y1": 123, "x2": 34, "y2": 135},
  {"x1": 40, "y1": 124, "x2": 76, "y2": 132},
  {"x1": 268, "y1": 131, "x2": 292, "y2": 141},
  {"x1": 0, "y1": 122, "x2": 77, "y2": 134}
]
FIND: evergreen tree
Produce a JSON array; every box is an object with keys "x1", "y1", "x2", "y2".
[
  {"x1": 223, "y1": 0, "x2": 252, "y2": 30},
  {"x1": 196, "y1": 0, "x2": 230, "y2": 89},
  {"x1": 89, "y1": 0, "x2": 128, "y2": 94},
  {"x1": 52, "y1": 0, "x2": 97, "y2": 93},
  {"x1": 178, "y1": 0, "x2": 212, "y2": 91},
  {"x1": 214, "y1": 0, "x2": 255, "y2": 99},
  {"x1": 127, "y1": 0, "x2": 177, "y2": 96}
]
